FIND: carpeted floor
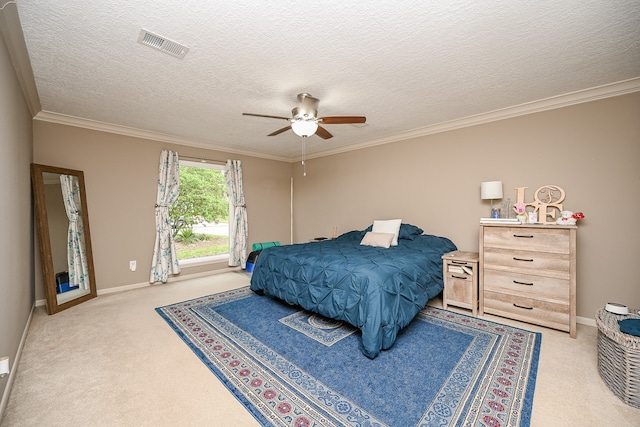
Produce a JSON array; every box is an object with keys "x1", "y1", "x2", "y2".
[
  {"x1": 157, "y1": 286, "x2": 540, "y2": 426},
  {"x1": 2, "y1": 270, "x2": 639, "y2": 426}
]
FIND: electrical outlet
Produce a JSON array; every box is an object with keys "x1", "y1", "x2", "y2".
[
  {"x1": 129, "y1": 260, "x2": 137, "y2": 272},
  {"x1": 0, "y1": 356, "x2": 9, "y2": 378}
]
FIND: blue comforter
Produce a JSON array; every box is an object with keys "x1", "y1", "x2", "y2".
[{"x1": 249, "y1": 228, "x2": 457, "y2": 358}]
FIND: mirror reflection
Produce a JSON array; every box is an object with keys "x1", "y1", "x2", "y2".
[
  {"x1": 32, "y1": 164, "x2": 97, "y2": 314},
  {"x1": 43, "y1": 172, "x2": 91, "y2": 304}
]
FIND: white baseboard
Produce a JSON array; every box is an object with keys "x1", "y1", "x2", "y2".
[
  {"x1": 0, "y1": 302, "x2": 35, "y2": 421},
  {"x1": 35, "y1": 267, "x2": 242, "y2": 307},
  {"x1": 97, "y1": 281, "x2": 152, "y2": 296},
  {"x1": 577, "y1": 315, "x2": 596, "y2": 328}
]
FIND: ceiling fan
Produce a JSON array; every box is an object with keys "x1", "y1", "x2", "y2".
[{"x1": 242, "y1": 93, "x2": 366, "y2": 139}]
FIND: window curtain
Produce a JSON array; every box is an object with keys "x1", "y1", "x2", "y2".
[
  {"x1": 60, "y1": 175, "x2": 89, "y2": 290},
  {"x1": 150, "y1": 150, "x2": 181, "y2": 283},
  {"x1": 224, "y1": 160, "x2": 248, "y2": 268}
]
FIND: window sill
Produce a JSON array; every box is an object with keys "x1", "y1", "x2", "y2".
[{"x1": 179, "y1": 254, "x2": 229, "y2": 268}]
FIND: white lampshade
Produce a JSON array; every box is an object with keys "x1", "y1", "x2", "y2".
[
  {"x1": 480, "y1": 181, "x2": 503, "y2": 200},
  {"x1": 291, "y1": 120, "x2": 318, "y2": 137}
]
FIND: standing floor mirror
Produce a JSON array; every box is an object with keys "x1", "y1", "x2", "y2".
[{"x1": 31, "y1": 163, "x2": 97, "y2": 314}]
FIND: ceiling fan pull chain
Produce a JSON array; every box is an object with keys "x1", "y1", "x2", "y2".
[{"x1": 302, "y1": 136, "x2": 307, "y2": 176}]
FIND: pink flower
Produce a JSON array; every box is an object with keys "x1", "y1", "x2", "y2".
[{"x1": 513, "y1": 202, "x2": 526, "y2": 214}]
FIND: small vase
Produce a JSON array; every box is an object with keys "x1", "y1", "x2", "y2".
[{"x1": 516, "y1": 214, "x2": 527, "y2": 223}]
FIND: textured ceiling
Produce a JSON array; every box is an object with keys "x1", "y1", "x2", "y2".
[{"x1": 13, "y1": 0, "x2": 640, "y2": 160}]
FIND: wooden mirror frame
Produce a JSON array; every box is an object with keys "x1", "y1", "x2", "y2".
[{"x1": 31, "y1": 163, "x2": 97, "y2": 314}]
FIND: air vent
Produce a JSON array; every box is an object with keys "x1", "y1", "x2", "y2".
[{"x1": 137, "y1": 29, "x2": 189, "y2": 59}]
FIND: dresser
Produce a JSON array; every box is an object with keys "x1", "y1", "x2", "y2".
[{"x1": 479, "y1": 224, "x2": 577, "y2": 337}]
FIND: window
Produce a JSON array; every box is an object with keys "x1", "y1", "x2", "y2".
[{"x1": 170, "y1": 160, "x2": 229, "y2": 265}]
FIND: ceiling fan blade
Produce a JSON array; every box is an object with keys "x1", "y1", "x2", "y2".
[
  {"x1": 315, "y1": 126, "x2": 333, "y2": 139},
  {"x1": 243, "y1": 113, "x2": 291, "y2": 121},
  {"x1": 319, "y1": 116, "x2": 366, "y2": 124},
  {"x1": 268, "y1": 126, "x2": 292, "y2": 136}
]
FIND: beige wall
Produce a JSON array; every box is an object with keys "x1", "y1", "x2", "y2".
[
  {"x1": 0, "y1": 25, "x2": 34, "y2": 413},
  {"x1": 293, "y1": 92, "x2": 640, "y2": 320},
  {"x1": 31, "y1": 93, "x2": 640, "y2": 320},
  {"x1": 33, "y1": 122, "x2": 293, "y2": 298}
]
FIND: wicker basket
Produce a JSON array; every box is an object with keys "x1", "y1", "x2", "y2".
[{"x1": 596, "y1": 307, "x2": 640, "y2": 409}]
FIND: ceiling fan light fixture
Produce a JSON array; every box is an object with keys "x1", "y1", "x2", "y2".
[
  {"x1": 291, "y1": 120, "x2": 318, "y2": 137},
  {"x1": 243, "y1": 92, "x2": 365, "y2": 141}
]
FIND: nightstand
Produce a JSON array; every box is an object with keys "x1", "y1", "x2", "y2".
[{"x1": 442, "y1": 251, "x2": 480, "y2": 316}]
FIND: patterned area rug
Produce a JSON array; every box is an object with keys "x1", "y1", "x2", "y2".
[{"x1": 156, "y1": 287, "x2": 541, "y2": 427}]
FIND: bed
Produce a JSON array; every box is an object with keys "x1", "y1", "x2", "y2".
[{"x1": 249, "y1": 222, "x2": 457, "y2": 358}]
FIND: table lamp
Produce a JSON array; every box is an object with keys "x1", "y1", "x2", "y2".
[{"x1": 481, "y1": 181, "x2": 503, "y2": 217}]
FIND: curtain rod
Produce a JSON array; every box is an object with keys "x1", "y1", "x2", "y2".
[{"x1": 179, "y1": 155, "x2": 226, "y2": 165}]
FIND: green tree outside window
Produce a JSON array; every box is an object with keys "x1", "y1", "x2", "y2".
[{"x1": 170, "y1": 165, "x2": 229, "y2": 259}]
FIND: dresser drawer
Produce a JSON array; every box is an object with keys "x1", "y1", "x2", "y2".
[
  {"x1": 483, "y1": 269, "x2": 569, "y2": 303},
  {"x1": 484, "y1": 291, "x2": 570, "y2": 332},
  {"x1": 483, "y1": 247, "x2": 571, "y2": 277},
  {"x1": 483, "y1": 226, "x2": 570, "y2": 254},
  {"x1": 448, "y1": 259, "x2": 475, "y2": 267},
  {"x1": 445, "y1": 272, "x2": 473, "y2": 304}
]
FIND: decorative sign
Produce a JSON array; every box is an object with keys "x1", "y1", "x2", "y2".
[{"x1": 514, "y1": 185, "x2": 565, "y2": 225}]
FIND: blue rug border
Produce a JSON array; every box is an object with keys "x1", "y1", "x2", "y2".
[
  {"x1": 161, "y1": 292, "x2": 353, "y2": 426},
  {"x1": 522, "y1": 324, "x2": 541, "y2": 426},
  {"x1": 441, "y1": 307, "x2": 542, "y2": 427},
  {"x1": 155, "y1": 306, "x2": 274, "y2": 427},
  {"x1": 156, "y1": 290, "x2": 542, "y2": 427}
]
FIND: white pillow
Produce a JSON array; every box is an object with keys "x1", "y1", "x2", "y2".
[
  {"x1": 372, "y1": 219, "x2": 402, "y2": 246},
  {"x1": 360, "y1": 232, "x2": 395, "y2": 248}
]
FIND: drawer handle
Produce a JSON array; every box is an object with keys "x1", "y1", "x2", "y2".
[
  {"x1": 451, "y1": 261, "x2": 467, "y2": 265},
  {"x1": 513, "y1": 303, "x2": 533, "y2": 310},
  {"x1": 513, "y1": 280, "x2": 534, "y2": 286},
  {"x1": 451, "y1": 275, "x2": 467, "y2": 280},
  {"x1": 513, "y1": 257, "x2": 534, "y2": 262},
  {"x1": 513, "y1": 234, "x2": 534, "y2": 238}
]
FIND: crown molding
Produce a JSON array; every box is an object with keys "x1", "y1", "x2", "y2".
[
  {"x1": 302, "y1": 77, "x2": 640, "y2": 161},
  {"x1": 33, "y1": 111, "x2": 291, "y2": 163},
  {"x1": 34, "y1": 77, "x2": 640, "y2": 164}
]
